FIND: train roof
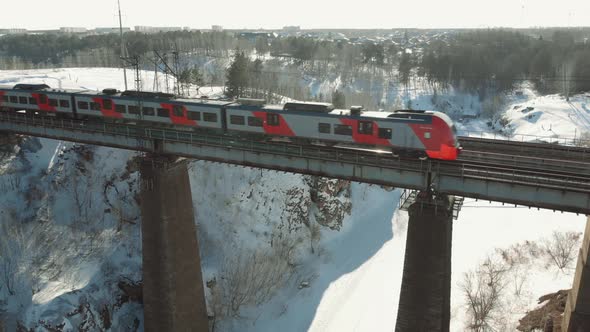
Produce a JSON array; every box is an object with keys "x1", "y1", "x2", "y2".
[
  {"x1": 0, "y1": 85, "x2": 88, "y2": 95},
  {"x1": 13, "y1": 83, "x2": 51, "y2": 90}
]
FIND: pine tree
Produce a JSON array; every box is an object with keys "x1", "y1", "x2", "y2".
[
  {"x1": 225, "y1": 50, "x2": 250, "y2": 98},
  {"x1": 332, "y1": 90, "x2": 346, "y2": 109},
  {"x1": 178, "y1": 66, "x2": 203, "y2": 95},
  {"x1": 399, "y1": 52, "x2": 412, "y2": 86},
  {"x1": 250, "y1": 59, "x2": 263, "y2": 98}
]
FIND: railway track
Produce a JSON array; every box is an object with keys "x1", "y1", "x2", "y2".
[
  {"x1": 3, "y1": 113, "x2": 589, "y2": 196},
  {"x1": 458, "y1": 136, "x2": 590, "y2": 162},
  {"x1": 458, "y1": 149, "x2": 590, "y2": 177}
]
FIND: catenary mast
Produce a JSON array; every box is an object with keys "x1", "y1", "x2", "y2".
[{"x1": 118, "y1": 0, "x2": 128, "y2": 90}]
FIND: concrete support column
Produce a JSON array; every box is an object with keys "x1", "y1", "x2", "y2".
[
  {"x1": 562, "y1": 216, "x2": 590, "y2": 332},
  {"x1": 395, "y1": 193, "x2": 453, "y2": 332},
  {"x1": 140, "y1": 156, "x2": 209, "y2": 332}
]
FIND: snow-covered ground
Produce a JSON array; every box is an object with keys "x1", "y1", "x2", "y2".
[{"x1": 0, "y1": 68, "x2": 588, "y2": 331}]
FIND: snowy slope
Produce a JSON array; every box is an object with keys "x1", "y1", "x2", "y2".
[
  {"x1": 0, "y1": 137, "x2": 143, "y2": 330},
  {"x1": 0, "y1": 68, "x2": 588, "y2": 332}
]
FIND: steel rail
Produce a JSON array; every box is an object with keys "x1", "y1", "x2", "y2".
[
  {"x1": 436, "y1": 162, "x2": 590, "y2": 193},
  {"x1": 458, "y1": 150, "x2": 590, "y2": 177},
  {"x1": 459, "y1": 136, "x2": 590, "y2": 162},
  {"x1": 0, "y1": 112, "x2": 430, "y2": 173},
  {"x1": 2, "y1": 112, "x2": 590, "y2": 197}
]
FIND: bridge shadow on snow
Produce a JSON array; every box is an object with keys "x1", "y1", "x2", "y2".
[{"x1": 236, "y1": 186, "x2": 401, "y2": 332}]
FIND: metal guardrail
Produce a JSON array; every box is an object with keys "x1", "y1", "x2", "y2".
[
  {"x1": 0, "y1": 112, "x2": 429, "y2": 173},
  {"x1": 1, "y1": 111, "x2": 590, "y2": 214},
  {"x1": 460, "y1": 130, "x2": 590, "y2": 147}
]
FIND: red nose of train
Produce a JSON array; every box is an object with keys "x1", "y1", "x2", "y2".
[{"x1": 439, "y1": 143, "x2": 460, "y2": 160}]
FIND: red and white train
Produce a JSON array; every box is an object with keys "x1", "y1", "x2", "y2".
[{"x1": 0, "y1": 84, "x2": 461, "y2": 160}]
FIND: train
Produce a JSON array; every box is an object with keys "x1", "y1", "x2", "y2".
[{"x1": 0, "y1": 84, "x2": 461, "y2": 160}]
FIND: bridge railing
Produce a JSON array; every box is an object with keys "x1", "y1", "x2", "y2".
[
  {"x1": 0, "y1": 112, "x2": 430, "y2": 173},
  {"x1": 460, "y1": 130, "x2": 590, "y2": 147},
  {"x1": 2, "y1": 112, "x2": 590, "y2": 192}
]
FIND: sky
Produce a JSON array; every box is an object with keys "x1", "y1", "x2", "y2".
[{"x1": 2, "y1": 0, "x2": 589, "y2": 30}]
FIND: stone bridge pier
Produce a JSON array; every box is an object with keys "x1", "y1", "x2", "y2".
[
  {"x1": 395, "y1": 192, "x2": 455, "y2": 332},
  {"x1": 140, "y1": 156, "x2": 209, "y2": 331},
  {"x1": 562, "y1": 216, "x2": 590, "y2": 331}
]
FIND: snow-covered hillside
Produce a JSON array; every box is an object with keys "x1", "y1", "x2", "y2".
[
  {"x1": 0, "y1": 138, "x2": 143, "y2": 330},
  {"x1": 0, "y1": 68, "x2": 588, "y2": 331}
]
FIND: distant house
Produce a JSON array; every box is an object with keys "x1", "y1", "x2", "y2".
[
  {"x1": 94, "y1": 27, "x2": 131, "y2": 34},
  {"x1": 134, "y1": 26, "x2": 185, "y2": 33},
  {"x1": 212, "y1": 25, "x2": 223, "y2": 32},
  {"x1": 237, "y1": 32, "x2": 276, "y2": 42},
  {"x1": 282, "y1": 26, "x2": 300, "y2": 33},
  {"x1": 60, "y1": 27, "x2": 87, "y2": 34},
  {"x1": 0, "y1": 28, "x2": 27, "y2": 34}
]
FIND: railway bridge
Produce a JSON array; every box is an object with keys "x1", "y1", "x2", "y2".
[{"x1": 1, "y1": 112, "x2": 589, "y2": 331}]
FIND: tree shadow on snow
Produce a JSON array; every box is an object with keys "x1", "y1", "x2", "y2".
[{"x1": 232, "y1": 185, "x2": 401, "y2": 332}]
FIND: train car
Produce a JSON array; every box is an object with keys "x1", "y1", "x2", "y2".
[
  {"x1": 225, "y1": 101, "x2": 460, "y2": 160},
  {"x1": 0, "y1": 83, "x2": 460, "y2": 160},
  {"x1": 0, "y1": 84, "x2": 76, "y2": 116},
  {"x1": 72, "y1": 90, "x2": 230, "y2": 130}
]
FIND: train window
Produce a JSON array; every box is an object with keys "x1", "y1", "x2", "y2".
[
  {"x1": 424, "y1": 132, "x2": 431, "y2": 139},
  {"x1": 2, "y1": 95, "x2": 8, "y2": 102},
  {"x1": 9, "y1": 96, "x2": 18, "y2": 103},
  {"x1": 28, "y1": 97, "x2": 36, "y2": 104},
  {"x1": 19, "y1": 96, "x2": 28, "y2": 104},
  {"x1": 378, "y1": 128, "x2": 392, "y2": 139},
  {"x1": 248, "y1": 116, "x2": 263, "y2": 127},
  {"x1": 142, "y1": 107, "x2": 155, "y2": 116},
  {"x1": 48, "y1": 99, "x2": 58, "y2": 107},
  {"x1": 203, "y1": 113, "x2": 217, "y2": 122},
  {"x1": 318, "y1": 123, "x2": 331, "y2": 134},
  {"x1": 157, "y1": 108, "x2": 169, "y2": 117},
  {"x1": 59, "y1": 100, "x2": 69, "y2": 108},
  {"x1": 90, "y1": 102, "x2": 100, "y2": 111},
  {"x1": 188, "y1": 112, "x2": 201, "y2": 121},
  {"x1": 39, "y1": 94, "x2": 48, "y2": 104},
  {"x1": 334, "y1": 124, "x2": 353, "y2": 136},
  {"x1": 358, "y1": 121, "x2": 373, "y2": 135},
  {"x1": 230, "y1": 115, "x2": 245, "y2": 125},
  {"x1": 77, "y1": 101, "x2": 89, "y2": 110},
  {"x1": 267, "y1": 113, "x2": 280, "y2": 126},
  {"x1": 120, "y1": 105, "x2": 131, "y2": 114},
  {"x1": 103, "y1": 99, "x2": 113, "y2": 110},
  {"x1": 173, "y1": 105, "x2": 183, "y2": 117}
]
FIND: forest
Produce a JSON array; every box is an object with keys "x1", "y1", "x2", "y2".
[{"x1": 1, "y1": 28, "x2": 589, "y2": 102}]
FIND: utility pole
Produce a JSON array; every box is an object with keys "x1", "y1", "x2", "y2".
[
  {"x1": 565, "y1": 63, "x2": 570, "y2": 102},
  {"x1": 562, "y1": 63, "x2": 570, "y2": 102},
  {"x1": 153, "y1": 51, "x2": 159, "y2": 91},
  {"x1": 173, "y1": 50, "x2": 181, "y2": 95},
  {"x1": 121, "y1": 55, "x2": 140, "y2": 91},
  {"x1": 164, "y1": 53, "x2": 170, "y2": 93},
  {"x1": 153, "y1": 50, "x2": 179, "y2": 95},
  {"x1": 134, "y1": 55, "x2": 141, "y2": 92},
  {"x1": 117, "y1": 0, "x2": 128, "y2": 90}
]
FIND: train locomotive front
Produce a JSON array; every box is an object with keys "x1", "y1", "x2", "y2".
[{"x1": 394, "y1": 110, "x2": 461, "y2": 161}]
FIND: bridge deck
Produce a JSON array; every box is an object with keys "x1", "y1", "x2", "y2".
[{"x1": 1, "y1": 112, "x2": 589, "y2": 214}]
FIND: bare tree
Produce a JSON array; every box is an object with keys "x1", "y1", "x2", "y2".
[
  {"x1": 542, "y1": 231, "x2": 581, "y2": 272},
  {"x1": 460, "y1": 256, "x2": 510, "y2": 331},
  {"x1": 218, "y1": 234, "x2": 298, "y2": 318}
]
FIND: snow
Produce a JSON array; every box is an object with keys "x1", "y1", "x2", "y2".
[
  {"x1": 0, "y1": 67, "x2": 588, "y2": 331},
  {"x1": 506, "y1": 94, "x2": 590, "y2": 139}
]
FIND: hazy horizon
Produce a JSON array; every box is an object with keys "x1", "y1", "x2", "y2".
[
  {"x1": 4, "y1": 25, "x2": 590, "y2": 31},
  {"x1": 2, "y1": 0, "x2": 589, "y2": 31}
]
